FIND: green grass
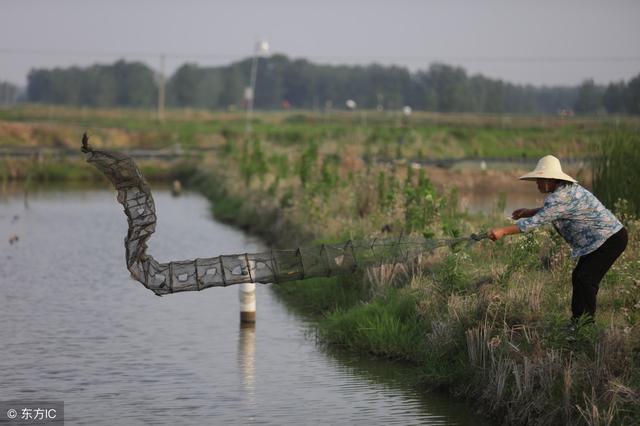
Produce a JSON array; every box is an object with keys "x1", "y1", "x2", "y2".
[
  {"x1": 0, "y1": 157, "x2": 199, "y2": 183},
  {"x1": 273, "y1": 275, "x2": 367, "y2": 316},
  {"x1": 319, "y1": 290, "x2": 425, "y2": 361},
  {"x1": 0, "y1": 159, "x2": 100, "y2": 182}
]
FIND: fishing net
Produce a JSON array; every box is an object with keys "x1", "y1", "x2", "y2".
[{"x1": 81, "y1": 134, "x2": 486, "y2": 296}]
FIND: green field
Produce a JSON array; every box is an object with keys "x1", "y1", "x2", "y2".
[{"x1": 2, "y1": 105, "x2": 639, "y2": 158}]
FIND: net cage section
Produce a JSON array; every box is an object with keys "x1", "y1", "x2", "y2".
[
  {"x1": 139, "y1": 238, "x2": 445, "y2": 295},
  {"x1": 81, "y1": 134, "x2": 485, "y2": 296}
]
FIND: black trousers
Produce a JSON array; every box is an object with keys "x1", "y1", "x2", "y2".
[{"x1": 571, "y1": 228, "x2": 628, "y2": 320}]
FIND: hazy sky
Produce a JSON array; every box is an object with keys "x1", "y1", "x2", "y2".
[{"x1": 2, "y1": 0, "x2": 639, "y2": 87}]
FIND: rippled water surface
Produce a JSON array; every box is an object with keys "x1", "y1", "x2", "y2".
[{"x1": 1, "y1": 187, "x2": 485, "y2": 425}]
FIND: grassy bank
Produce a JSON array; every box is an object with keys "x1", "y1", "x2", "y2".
[
  {"x1": 0, "y1": 156, "x2": 199, "y2": 185},
  {"x1": 183, "y1": 128, "x2": 639, "y2": 424},
  {"x1": 200, "y1": 174, "x2": 640, "y2": 424}
]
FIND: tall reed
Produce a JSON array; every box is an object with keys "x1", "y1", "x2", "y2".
[{"x1": 593, "y1": 131, "x2": 640, "y2": 215}]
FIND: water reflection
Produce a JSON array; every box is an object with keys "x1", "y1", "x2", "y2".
[
  {"x1": 323, "y1": 349, "x2": 487, "y2": 425},
  {"x1": 238, "y1": 322, "x2": 256, "y2": 393}
]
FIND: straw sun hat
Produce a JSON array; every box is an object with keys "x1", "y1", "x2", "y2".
[{"x1": 518, "y1": 155, "x2": 577, "y2": 183}]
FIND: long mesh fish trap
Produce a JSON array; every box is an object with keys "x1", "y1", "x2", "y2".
[{"x1": 81, "y1": 134, "x2": 486, "y2": 296}]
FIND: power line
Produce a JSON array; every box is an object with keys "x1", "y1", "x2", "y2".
[
  {"x1": 312, "y1": 55, "x2": 640, "y2": 64},
  {"x1": 1, "y1": 47, "x2": 639, "y2": 64},
  {"x1": 0, "y1": 48, "x2": 243, "y2": 61}
]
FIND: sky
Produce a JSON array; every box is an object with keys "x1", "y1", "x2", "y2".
[{"x1": 2, "y1": 0, "x2": 640, "y2": 87}]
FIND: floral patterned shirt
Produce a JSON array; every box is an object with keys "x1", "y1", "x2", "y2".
[{"x1": 517, "y1": 183, "x2": 623, "y2": 258}]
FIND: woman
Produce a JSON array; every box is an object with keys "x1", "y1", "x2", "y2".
[{"x1": 488, "y1": 155, "x2": 627, "y2": 322}]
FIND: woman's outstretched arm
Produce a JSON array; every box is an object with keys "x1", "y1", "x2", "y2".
[{"x1": 488, "y1": 224, "x2": 521, "y2": 241}]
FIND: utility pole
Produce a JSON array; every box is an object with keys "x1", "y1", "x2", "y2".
[
  {"x1": 157, "y1": 54, "x2": 166, "y2": 122},
  {"x1": 244, "y1": 40, "x2": 269, "y2": 136},
  {"x1": 245, "y1": 54, "x2": 258, "y2": 135}
]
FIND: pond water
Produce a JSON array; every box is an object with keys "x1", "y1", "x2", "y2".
[
  {"x1": 457, "y1": 186, "x2": 546, "y2": 216},
  {"x1": 0, "y1": 186, "x2": 487, "y2": 425}
]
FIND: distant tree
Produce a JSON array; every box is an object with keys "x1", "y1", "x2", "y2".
[
  {"x1": 197, "y1": 70, "x2": 224, "y2": 109},
  {"x1": 411, "y1": 71, "x2": 436, "y2": 111},
  {"x1": 218, "y1": 63, "x2": 247, "y2": 109},
  {"x1": 368, "y1": 64, "x2": 410, "y2": 110},
  {"x1": 22, "y1": 56, "x2": 640, "y2": 115},
  {"x1": 469, "y1": 75, "x2": 505, "y2": 113},
  {"x1": 0, "y1": 81, "x2": 21, "y2": 104},
  {"x1": 281, "y1": 58, "x2": 311, "y2": 108},
  {"x1": 574, "y1": 79, "x2": 603, "y2": 114},
  {"x1": 254, "y1": 55, "x2": 287, "y2": 109},
  {"x1": 534, "y1": 86, "x2": 579, "y2": 114},
  {"x1": 625, "y1": 73, "x2": 640, "y2": 114},
  {"x1": 80, "y1": 65, "x2": 116, "y2": 106},
  {"x1": 112, "y1": 60, "x2": 156, "y2": 107},
  {"x1": 427, "y1": 63, "x2": 472, "y2": 112},
  {"x1": 26, "y1": 70, "x2": 47, "y2": 102},
  {"x1": 28, "y1": 68, "x2": 79, "y2": 104},
  {"x1": 27, "y1": 60, "x2": 156, "y2": 107},
  {"x1": 602, "y1": 81, "x2": 627, "y2": 114},
  {"x1": 502, "y1": 84, "x2": 532, "y2": 113},
  {"x1": 170, "y1": 64, "x2": 202, "y2": 107}
]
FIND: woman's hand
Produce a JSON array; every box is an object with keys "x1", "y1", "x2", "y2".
[
  {"x1": 511, "y1": 208, "x2": 529, "y2": 220},
  {"x1": 511, "y1": 207, "x2": 542, "y2": 220},
  {"x1": 489, "y1": 225, "x2": 521, "y2": 241},
  {"x1": 489, "y1": 228, "x2": 505, "y2": 241}
]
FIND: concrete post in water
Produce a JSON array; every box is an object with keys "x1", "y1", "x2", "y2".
[
  {"x1": 239, "y1": 261, "x2": 256, "y2": 323},
  {"x1": 171, "y1": 179, "x2": 182, "y2": 196},
  {"x1": 239, "y1": 283, "x2": 256, "y2": 323}
]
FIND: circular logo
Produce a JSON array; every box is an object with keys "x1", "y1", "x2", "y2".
[{"x1": 6, "y1": 409, "x2": 17, "y2": 419}]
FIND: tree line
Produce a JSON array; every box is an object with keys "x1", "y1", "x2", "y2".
[
  {"x1": 0, "y1": 81, "x2": 22, "y2": 105},
  {"x1": 19, "y1": 55, "x2": 640, "y2": 114}
]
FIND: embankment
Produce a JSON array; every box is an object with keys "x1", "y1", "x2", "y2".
[{"x1": 185, "y1": 162, "x2": 640, "y2": 425}]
